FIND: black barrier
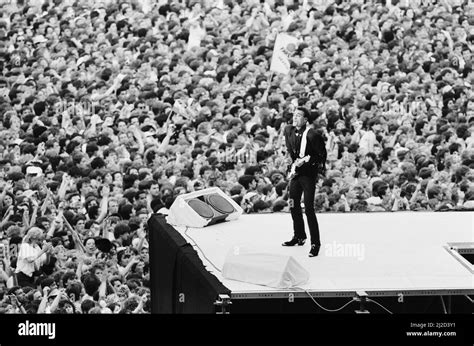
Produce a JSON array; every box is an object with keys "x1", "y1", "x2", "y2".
[{"x1": 148, "y1": 214, "x2": 231, "y2": 313}]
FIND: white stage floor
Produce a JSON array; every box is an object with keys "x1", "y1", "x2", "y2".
[{"x1": 174, "y1": 212, "x2": 474, "y2": 298}]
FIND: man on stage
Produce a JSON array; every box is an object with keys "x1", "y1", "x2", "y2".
[{"x1": 282, "y1": 107, "x2": 326, "y2": 257}]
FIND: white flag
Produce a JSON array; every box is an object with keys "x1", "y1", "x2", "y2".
[
  {"x1": 187, "y1": 23, "x2": 206, "y2": 50},
  {"x1": 270, "y1": 33, "x2": 298, "y2": 75}
]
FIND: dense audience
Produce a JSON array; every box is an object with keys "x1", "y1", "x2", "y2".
[{"x1": 0, "y1": 0, "x2": 474, "y2": 313}]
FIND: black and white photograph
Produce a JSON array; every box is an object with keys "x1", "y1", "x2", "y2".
[{"x1": 0, "y1": 0, "x2": 473, "y2": 344}]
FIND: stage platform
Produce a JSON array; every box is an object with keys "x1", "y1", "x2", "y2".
[
  {"x1": 149, "y1": 211, "x2": 474, "y2": 313},
  {"x1": 174, "y1": 211, "x2": 473, "y2": 298}
]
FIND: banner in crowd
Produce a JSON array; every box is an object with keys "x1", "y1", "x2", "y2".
[
  {"x1": 270, "y1": 33, "x2": 298, "y2": 75},
  {"x1": 187, "y1": 23, "x2": 206, "y2": 50}
]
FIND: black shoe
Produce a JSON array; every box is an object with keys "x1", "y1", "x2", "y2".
[
  {"x1": 309, "y1": 244, "x2": 320, "y2": 257},
  {"x1": 282, "y1": 237, "x2": 306, "y2": 246}
]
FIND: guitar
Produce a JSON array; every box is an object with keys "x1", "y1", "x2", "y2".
[{"x1": 287, "y1": 155, "x2": 310, "y2": 180}]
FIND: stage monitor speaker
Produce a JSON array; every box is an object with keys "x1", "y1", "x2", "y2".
[
  {"x1": 166, "y1": 187, "x2": 243, "y2": 228},
  {"x1": 222, "y1": 248, "x2": 309, "y2": 289}
]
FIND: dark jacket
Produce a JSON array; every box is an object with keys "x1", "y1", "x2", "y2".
[{"x1": 284, "y1": 125, "x2": 326, "y2": 177}]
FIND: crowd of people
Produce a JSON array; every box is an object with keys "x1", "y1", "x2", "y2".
[{"x1": 0, "y1": 0, "x2": 474, "y2": 313}]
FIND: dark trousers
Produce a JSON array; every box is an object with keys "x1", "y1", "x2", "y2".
[
  {"x1": 16, "y1": 271, "x2": 35, "y2": 288},
  {"x1": 289, "y1": 174, "x2": 321, "y2": 246}
]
